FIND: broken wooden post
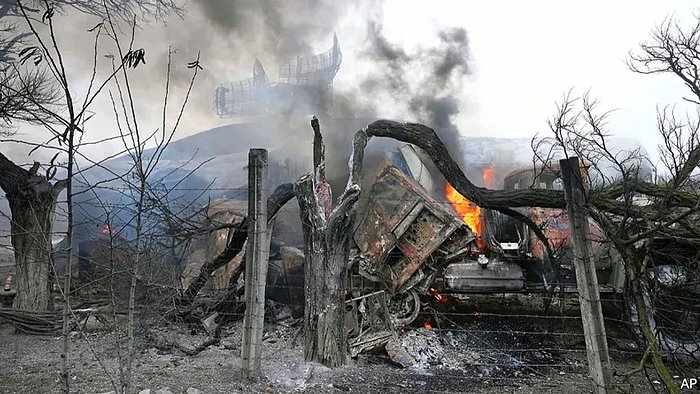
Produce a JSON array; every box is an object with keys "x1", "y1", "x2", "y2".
[
  {"x1": 559, "y1": 156, "x2": 612, "y2": 393},
  {"x1": 241, "y1": 149, "x2": 269, "y2": 380}
]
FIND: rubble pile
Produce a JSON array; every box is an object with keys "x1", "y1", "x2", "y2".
[
  {"x1": 384, "y1": 319, "x2": 587, "y2": 381},
  {"x1": 396, "y1": 328, "x2": 479, "y2": 370}
]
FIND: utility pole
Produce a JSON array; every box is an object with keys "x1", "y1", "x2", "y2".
[
  {"x1": 559, "y1": 156, "x2": 612, "y2": 393},
  {"x1": 241, "y1": 149, "x2": 269, "y2": 380}
]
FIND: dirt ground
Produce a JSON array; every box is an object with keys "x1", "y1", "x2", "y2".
[{"x1": 1, "y1": 310, "x2": 696, "y2": 394}]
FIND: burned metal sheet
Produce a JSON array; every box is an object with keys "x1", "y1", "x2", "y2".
[
  {"x1": 181, "y1": 199, "x2": 247, "y2": 291},
  {"x1": 443, "y1": 259, "x2": 525, "y2": 292},
  {"x1": 354, "y1": 165, "x2": 474, "y2": 293}
]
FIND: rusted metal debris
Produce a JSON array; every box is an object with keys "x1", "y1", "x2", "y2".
[
  {"x1": 352, "y1": 165, "x2": 475, "y2": 294},
  {"x1": 347, "y1": 164, "x2": 476, "y2": 358},
  {"x1": 347, "y1": 291, "x2": 396, "y2": 358}
]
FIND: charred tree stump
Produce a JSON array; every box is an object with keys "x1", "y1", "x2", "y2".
[
  {"x1": 296, "y1": 117, "x2": 360, "y2": 367},
  {"x1": 0, "y1": 153, "x2": 65, "y2": 311},
  {"x1": 295, "y1": 176, "x2": 359, "y2": 367},
  {"x1": 295, "y1": 175, "x2": 325, "y2": 361}
]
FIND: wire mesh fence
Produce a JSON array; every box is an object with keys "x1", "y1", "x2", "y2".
[{"x1": 1, "y1": 188, "x2": 699, "y2": 392}]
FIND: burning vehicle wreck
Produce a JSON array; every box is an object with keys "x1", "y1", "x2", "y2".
[
  {"x1": 340, "y1": 137, "x2": 700, "y2": 366},
  {"x1": 345, "y1": 144, "x2": 632, "y2": 357}
]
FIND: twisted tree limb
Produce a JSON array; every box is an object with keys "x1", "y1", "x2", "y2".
[
  {"x1": 180, "y1": 182, "x2": 295, "y2": 304},
  {"x1": 354, "y1": 121, "x2": 560, "y2": 257},
  {"x1": 362, "y1": 120, "x2": 568, "y2": 209}
]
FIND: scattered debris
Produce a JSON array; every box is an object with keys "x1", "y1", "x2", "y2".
[
  {"x1": 398, "y1": 328, "x2": 468, "y2": 370},
  {"x1": 385, "y1": 338, "x2": 415, "y2": 368},
  {"x1": 267, "y1": 300, "x2": 294, "y2": 324},
  {"x1": 348, "y1": 292, "x2": 396, "y2": 357},
  {"x1": 202, "y1": 312, "x2": 219, "y2": 335}
]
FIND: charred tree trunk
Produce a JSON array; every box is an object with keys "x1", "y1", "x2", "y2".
[
  {"x1": 295, "y1": 175, "x2": 359, "y2": 367},
  {"x1": 296, "y1": 117, "x2": 360, "y2": 367},
  {"x1": 0, "y1": 152, "x2": 64, "y2": 311},
  {"x1": 295, "y1": 175, "x2": 326, "y2": 361}
]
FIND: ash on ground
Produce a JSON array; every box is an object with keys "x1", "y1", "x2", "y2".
[
  {"x1": 394, "y1": 321, "x2": 584, "y2": 381},
  {"x1": 0, "y1": 307, "x2": 680, "y2": 394}
]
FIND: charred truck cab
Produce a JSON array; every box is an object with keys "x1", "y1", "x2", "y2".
[{"x1": 484, "y1": 163, "x2": 624, "y2": 295}]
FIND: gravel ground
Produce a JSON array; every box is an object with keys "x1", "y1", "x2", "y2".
[{"x1": 0, "y1": 315, "x2": 692, "y2": 394}]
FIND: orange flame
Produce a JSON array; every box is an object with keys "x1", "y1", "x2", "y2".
[
  {"x1": 446, "y1": 166, "x2": 497, "y2": 249},
  {"x1": 428, "y1": 288, "x2": 449, "y2": 303},
  {"x1": 101, "y1": 224, "x2": 115, "y2": 236},
  {"x1": 483, "y1": 166, "x2": 497, "y2": 188},
  {"x1": 445, "y1": 182, "x2": 482, "y2": 238}
]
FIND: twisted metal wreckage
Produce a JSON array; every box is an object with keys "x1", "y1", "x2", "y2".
[
  {"x1": 343, "y1": 139, "x2": 699, "y2": 361},
  {"x1": 167, "y1": 119, "x2": 698, "y2": 362}
]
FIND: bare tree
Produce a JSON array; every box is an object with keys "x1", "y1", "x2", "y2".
[
  {"x1": 106, "y1": 41, "x2": 203, "y2": 392},
  {"x1": 0, "y1": 3, "x2": 194, "y2": 394},
  {"x1": 0, "y1": 153, "x2": 64, "y2": 310},
  {"x1": 0, "y1": 0, "x2": 182, "y2": 313}
]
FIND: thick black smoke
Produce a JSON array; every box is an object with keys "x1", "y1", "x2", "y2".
[
  {"x1": 360, "y1": 18, "x2": 471, "y2": 169},
  {"x1": 194, "y1": 0, "x2": 348, "y2": 64},
  {"x1": 183, "y1": 1, "x2": 474, "y2": 191}
]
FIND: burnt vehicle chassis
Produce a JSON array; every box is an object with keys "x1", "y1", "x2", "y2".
[
  {"x1": 347, "y1": 166, "x2": 561, "y2": 319},
  {"x1": 346, "y1": 165, "x2": 563, "y2": 354},
  {"x1": 346, "y1": 162, "x2": 700, "y2": 358}
]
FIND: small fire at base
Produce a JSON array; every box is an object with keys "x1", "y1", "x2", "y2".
[{"x1": 428, "y1": 287, "x2": 449, "y2": 303}]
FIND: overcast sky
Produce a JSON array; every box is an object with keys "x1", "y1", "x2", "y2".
[
  {"x1": 357, "y1": 0, "x2": 699, "y2": 155},
  {"x1": 7, "y1": 0, "x2": 700, "y2": 166}
]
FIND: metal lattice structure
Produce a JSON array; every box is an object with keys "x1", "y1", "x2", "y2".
[{"x1": 214, "y1": 35, "x2": 341, "y2": 117}]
